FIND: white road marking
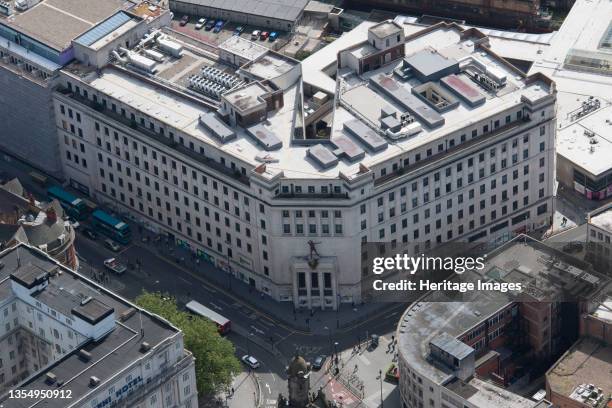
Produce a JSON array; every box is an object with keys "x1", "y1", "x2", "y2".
[
  {"x1": 179, "y1": 277, "x2": 190, "y2": 284},
  {"x1": 209, "y1": 302, "x2": 223, "y2": 311},
  {"x1": 265, "y1": 383, "x2": 271, "y2": 394},
  {"x1": 250, "y1": 325, "x2": 265, "y2": 335},
  {"x1": 358, "y1": 354, "x2": 371, "y2": 366},
  {"x1": 260, "y1": 319, "x2": 274, "y2": 327},
  {"x1": 384, "y1": 311, "x2": 399, "y2": 319},
  {"x1": 201, "y1": 284, "x2": 216, "y2": 294}
]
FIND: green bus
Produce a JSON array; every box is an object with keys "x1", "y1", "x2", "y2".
[
  {"x1": 47, "y1": 186, "x2": 88, "y2": 220},
  {"x1": 91, "y1": 210, "x2": 131, "y2": 244}
]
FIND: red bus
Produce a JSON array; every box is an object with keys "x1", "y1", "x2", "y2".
[{"x1": 186, "y1": 300, "x2": 231, "y2": 334}]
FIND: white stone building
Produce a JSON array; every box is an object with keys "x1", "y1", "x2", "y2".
[
  {"x1": 0, "y1": 243, "x2": 197, "y2": 408},
  {"x1": 52, "y1": 18, "x2": 556, "y2": 310}
]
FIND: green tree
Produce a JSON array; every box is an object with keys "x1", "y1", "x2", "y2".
[{"x1": 135, "y1": 291, "x2": 240, "y2": 396}]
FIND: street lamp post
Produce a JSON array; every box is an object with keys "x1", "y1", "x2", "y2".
[
  {"x1": 379, "y1": 369, "x2": 383, "y2": 408},
  {"x1": 324, "y1": 326, "x2": 333, "y2": 356}
]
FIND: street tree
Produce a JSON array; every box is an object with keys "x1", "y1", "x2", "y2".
[{"x1": 135, "y1": 291, "x2": 241, "y2": 396}]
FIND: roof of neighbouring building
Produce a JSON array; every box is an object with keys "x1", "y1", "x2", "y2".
[
  {"x1": 0, "y1": 0, "x2": 130, "y2": 51},
  {"x1": 174, "y1": 0, "x2": 308, "y2": 23},
  {"x1": 0, "y1": 244, "x2": 182, "y2": 408}
]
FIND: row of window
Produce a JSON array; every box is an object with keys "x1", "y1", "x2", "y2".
[
  {"x1": 371, "y1": 151, "x2": 546, "y2": 214},
  {"x1": 376, "y1": 110, "x2": 544, "y2": 179}
]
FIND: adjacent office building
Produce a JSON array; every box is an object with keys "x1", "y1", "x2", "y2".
[
  {"x1": 528, "y1": 0, "x2": 612, "y2": 200},
  {"x1": 0, "y1": 243, "x2": 198, "y2": 408},
  {"x1": 396, "y1": 235, "x2": 609, "y2": 408},
  {"x1": 0, "y1": 0, "x2": 170, "y2": 178},
  {"x1": 51, "y1": 14, "x2": 556, "y2": 309}
]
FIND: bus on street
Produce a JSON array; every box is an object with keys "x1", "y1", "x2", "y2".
[
  {"x1": 91, "y1": 209, "x2": 131, "y2": 245},
  {"x1": 47, "y1": 186, "x2": 88, "y2": 220},
  {"x1": 185, "y1": 300, "x2": 231, "y2": 334}
]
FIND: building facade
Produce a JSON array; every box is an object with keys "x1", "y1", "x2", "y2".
[
  {"x1": 0, "y1": 243, "x2": 197, "y2": 408},
  {"x1": 51, "y1": 19, "x2": 556, "y2": 310},
  {"x1": 396, "y1": 236, "x2": 605, "y2": 408},
  {"x1": 345, "y1": 0, "x2": 552, "y2": 31},
  {"x1": 0, "y1": 0, "x2": 170, "y2": 179},
  {"x1": 169, "y1": 0, "x2": 308, "y2": 32}
]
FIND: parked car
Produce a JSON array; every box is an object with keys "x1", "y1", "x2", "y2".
[
  {"x1": 241, "y1": 355, "x2": 260, "y2": 369},
  {"x1": 82, "y1": 228, "x2": 97, "y2": 240},
  {"x1": 251, "y1": 30, "x2": 261, "y2": 40},
  {"x1": 179, "y1": 15, "x2": 189, "y2": 26},
  {"x1": 260, "y1": 31, "x2": 269, "y2": 41},
  {"x1": 195, "y1": 18, "x2": 206, "y2": 30},
  {"x1": 104, "y1": 239, "x2": 121, "y2": 252},
  {"x1": 234, "y1": 26, "x2": 244, "y2": 36},
  {"x1": 212, "y1": 20, "x2": 224, "y2": 33},
  {"x1": 204, "y1": 20, "x2": 215, "y2": 30},
  {"x1": 312, "y1": 355, "x2": 327, "y2": 370},
  {"x1": 269, "y1": 31, "x2": 278, "y2": 41},
  {"x1": 104, "y1": 258, "x2": 127, "y2": 275}
]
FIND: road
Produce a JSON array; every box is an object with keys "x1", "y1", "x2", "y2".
[
  {"x1": 74, "y1": 232, "x2": 403, "y2": 403},
  {"x1": 0, "y1": 152, "x2": 403, "y2": 406}
]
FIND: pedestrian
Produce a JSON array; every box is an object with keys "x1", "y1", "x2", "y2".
[{"x1": 231, "y1": 387, "x2": 234, "y2": 396}]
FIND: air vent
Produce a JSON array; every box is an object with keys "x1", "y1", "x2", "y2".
[
  {"x1": 46, "y1": 372, "x2": 57, "y2": 384},
  {"x1": 78, "y1": 349, "x2": 92, "y2": 361},
  {"x1": 140, "y1": 342, "x2": 151, "y2": 352},
  {"x1": 90, "y1": 376, "x2": 100, "y2": 387}
]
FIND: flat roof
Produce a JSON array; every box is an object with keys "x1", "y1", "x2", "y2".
[
  {"x1": 547, "y1": 337, "x2": 612, "y2": 402},
  {"x1": 219, "y1": 36, "x2": 269, "y2": 63},
  {"x1": 590, "y1": 207, "x2": 612, "y2": 233},
  {"x1": 527, "y1": 0, "x2": 612, "y2": 176},
  {"x1": 74, "y1": 23, "x2": 551, "y2": 180},
  {"x1": 0, "y1": 244, "x2": 180, "y2": 408},
  {"x1": 175, "y1": 0, "x2": 308, "y2": 22},
  {"x1": 2, "y1": 0, "x2": 128, "y2": 51},
  {"x1": 556, "y1": 103, "x2": 612, "y2": 177},
  {"x1": 241, "y1": 52, "x2": 297, "y2": 81},
  {"x1": 223, "y1": 82, "x2": 269, "y2": 112},
  {"x1": 369, "y1": 20, "x2": 402, "y2": 39}
]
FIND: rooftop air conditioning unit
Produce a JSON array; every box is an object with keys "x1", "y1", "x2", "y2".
[{"x1": 90, "y1": 376, "x2": 100, "y2": 387}]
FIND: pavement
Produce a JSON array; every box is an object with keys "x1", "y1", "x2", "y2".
[{"x1": 312, "y1": 335, "x2": 400, "y2": 408}]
